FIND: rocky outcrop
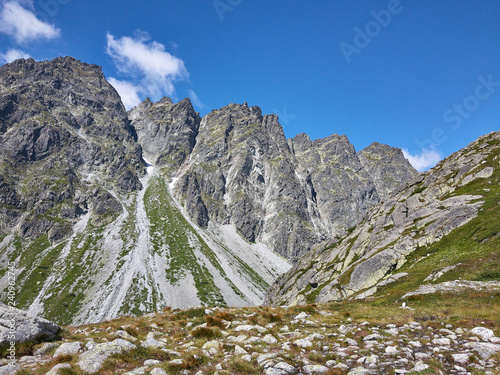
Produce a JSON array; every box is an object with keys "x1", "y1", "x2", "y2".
[
  {"x1": 0, "y1": 56, "x2": 143, "y2": 241},
  {"x1": 265, "y1": 131, "x2": 500, "y2": 305},
  {"x1": 289, "y1": 133, "x2": 380, "y2": 238},
  {"x1": 358, "y1": 142, "x2": 418, "y2": 199},
  {"x1": 170, "y1": 105, "x2": 416, "y2": 260},
  {"x1": 129, "y1": 97, "x2": 201, "y2": 176},
  {"x1": 172, "y1": 104, "x2": 321, "y2": 260},
  {"x1": 0, "y1": 303, "x2": 60, "y2": 345}
]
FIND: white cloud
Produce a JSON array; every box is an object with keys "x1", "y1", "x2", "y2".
[
  {"x1": 0, "y1": 1, "x2": 60, "y2": 43},
  {"x1": 108, "y1": 77, "x2": 141, "y2": 110},
  {"x1": 106, "y1": 32, "x2": 189, "y2": 100},
  {"x1": 402, "y1": 148, "x2": 443, "y2": 172},
  {"x1": 188, "y1": 90, "x2": 205, "y2": 109},
  {"x1": 0, "y1": 48, "x2": 30, "y2": 63}
]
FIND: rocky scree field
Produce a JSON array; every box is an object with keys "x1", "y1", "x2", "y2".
[{"x1": 1, "y1": 298, "x2": 499, "y2": 375}]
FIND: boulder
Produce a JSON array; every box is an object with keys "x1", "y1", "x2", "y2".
[{"x1": 0, "y1": 303, "x2": 60, "y2": 345}]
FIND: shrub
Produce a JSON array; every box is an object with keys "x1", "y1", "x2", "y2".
[
  {"x1": 205, "y1": 315, "x2": 225, "y2": 329},
  {"x1": 191, "y1": 326, "x2": 222, "y2": 339}
]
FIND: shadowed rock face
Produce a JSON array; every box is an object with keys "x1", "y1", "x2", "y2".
[
  {"x1": 265, "y1": 131, "x2": 500, "y2": 306},
  {"x1": 0, "y1": 57, "x2": 144, "y2": 241}
]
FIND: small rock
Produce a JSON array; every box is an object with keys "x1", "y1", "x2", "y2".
[
  {"x1": 45, "y1": 363, "x2": 72, "y2": 375},
  {"x1": 385, "y1": 346, "x2": 398, "y2": 355},
  {"x1": 385, "y1": 328, "x2": 399, "y2": 335},
  {"x1": 347, "y1": 367, "x2": 367, "y2": 375},
  {"x1": 303, "y1": 364, "x2": 329, "y2": 374},
  {"x1": 432, "y1": 338, "x2": 451, "y2": 346},
  {"x1": 363, "y1": 333, "x2": 382, "y2": 341},
  {"x1": 144, "y1": 359, "x2": 162, "y2": 366},
  {"x1": 294, "y1": 312, "x2": 310, "y2": 320},
  {"x1": 234, "y1": 325, "x2": 267, "y2": 333},
  {"x1": 116, "y1": 330, "x2": 137, "y2": 341},
  {"x1": 245, "y1": 336, "x2": 261, "y2": 344},
  {"x1": 142, "y1": 337, "x2": 166, "y2": 349},
  {"x1": 34, "y1": 342, "x2": 59, "y2": 356},
  {"x1": 411, "y1": 361, "x2": 429, "y2": 372},
  {"x1": 234, "y1": 345, "x2": 248, "y2": 355},
  {"x1": 263, "y1": 334, "x2": 278, "y2": 344},
  {"x1": 470, "y1": 327, "x2": 495, "y2": 341},
  {"x1": 345, "y1": 338, "x2": 358, "y2": 346},
  {"x1": 465, "y1": 342, "x2": 500, "y2": 359},
  {"x1": 54, "y1": 342, "x2": 83, "y2": 357},
  {"x1": 150, "y1": 369, "x2": 167, "y2": 375},
  {"x1": 294, "y1": 339, "x2": 313, "y2": 348},
  {"x1": 202, "y1": 340, "x2": 220, "y2": 351},
  {"x1": 452, "y1": 353, "x2": 470, "y2": 364},
  {"x1": 273, "y1": 362, "x2": 297, "y2": 374}
]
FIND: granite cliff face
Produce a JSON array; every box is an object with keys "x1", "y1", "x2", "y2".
[
  {"x1": 0, "y1": 56, "x2": 143, "y2": 243},
  {"x1": 0, "y1": 56, "x2": 418, "y2": 325},
  {"x1": 166, "y1": 105, "x2": 417, "y2": 261},
  {"x1": 129, "y1": 96, "x2": 201, "y2": 177},
  {"x1": 265, "y1": 131, "x2": 500, "y2": 306}
]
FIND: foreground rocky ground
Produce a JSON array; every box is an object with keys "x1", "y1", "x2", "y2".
[{"x1": 1, "y1": 301, "x2": 499, "y2": 375}]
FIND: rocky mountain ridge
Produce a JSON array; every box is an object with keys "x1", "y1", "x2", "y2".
[
  {"x1": 0, "y1": 56, "x2": 416, "y2": 325},
  {"x1": 265, "y1": 131, "x2": 500, "y2": 306}
]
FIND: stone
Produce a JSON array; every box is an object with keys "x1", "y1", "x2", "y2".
[
  {"x1": 470, "y1": 327, "x2": 495, "y2": 341},
  {"x1": 150, "y1": 369, "x2": 167, "y2": 375},
  {"x1": 34, "y1": 342, "x2": 59, "y2": 355},
  {"x1": 432, "y1": 338, "x2": 451, "y2": 346},
  {"x1": 363, "y1": 333, "x2": 382, "y2": 341},
  {"x1": 303, "y1": 364, "x2": 329, "y2": 374},
  {"x1": 347, "y1": 367, "x2": 368, "y2": 375},
  {"x1": 411, "y1": 361, "x2": 429, "y2": 372},
  {"x1": 234, "y1": 325, "x2": 267, "y2": 333},
  {"x1": 294, "y1": 339, "x2": 313, "y2": 348},
  {"x1": 144, "y1": 359, "x2": 161, "y2": 366},
  {"x1": 234, "y1": 345, "x2": 247, "y2": 355},
  {"x1": 141, "y1": 337, "x2": 166, "y2": 349},
  {"x1": 202, "y1": 340, "x2": 221, "y2": 351},
  {"x1": 78, "y1": 339, "x2": 136, "y2": 373},
  {"x1": 116, "y1": 330, "x2": 137, "y2": 341},
  {"x1": 0, "y1": 304, "x2": 61, "y2": 345},
  {"x1": 45, "y1": 363, "x2": 72, "y2": 375},
  {"x1": 262, "y1": 334, "x2": 278, "y2": 344},
  {"x1": 273, "y1": 362, "x2": 297, "y2": 374},
  {"x1": 465, "y1": 342, "x2": 500, "y2": 359},
  {"x1": 452, "y1": 353, "x2": 470, "y2": 364},
  {"x1": 385, "y1": 346, "x2": 398, "y2": 355},
  {"x1": 294, "y1": 312, "x2": 310, "y2": 320},
  {"x1": 53, "y1": 342, "x2": 83, "y2": 357},
  {"x1": 169, "y1": 359, "x2": 184, "y2": 365}
]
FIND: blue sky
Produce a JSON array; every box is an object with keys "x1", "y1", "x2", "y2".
[{"x1": 0, "y1": 0, "x2": 499, "y2": 171}]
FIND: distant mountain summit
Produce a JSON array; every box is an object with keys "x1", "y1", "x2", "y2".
[{"x1": 0, "y1": 57, "x2": 417, "y2": 324}]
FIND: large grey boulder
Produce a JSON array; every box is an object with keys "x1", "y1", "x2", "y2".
[
  {"x1": 78, "y1": 338, "x2": 136, "y2": 373},
  {"x1": 0, "y1": 303, "x2": 60, "y2": 345}
]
